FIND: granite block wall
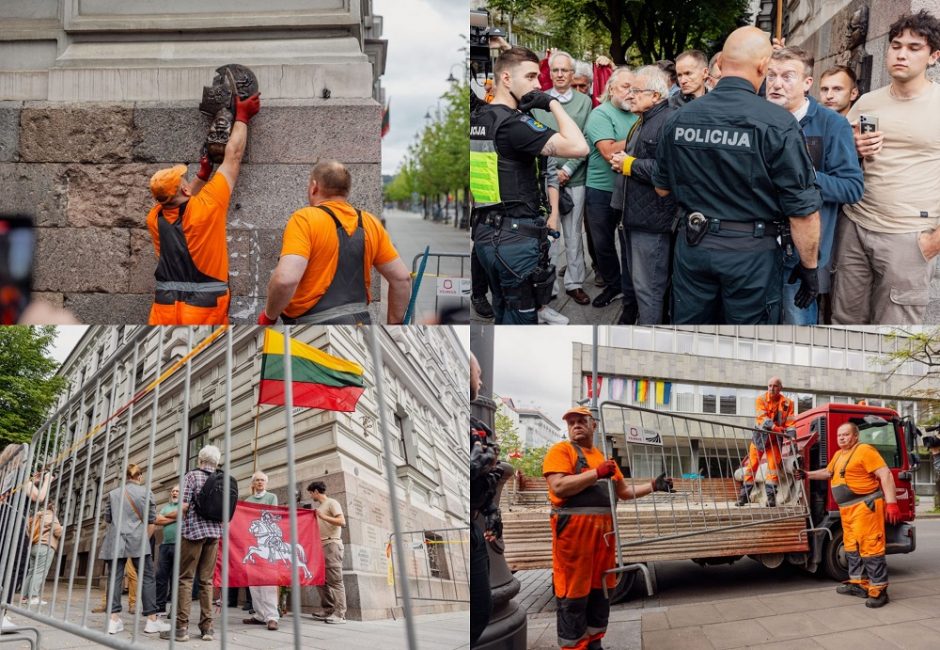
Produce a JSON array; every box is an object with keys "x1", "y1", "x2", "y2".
[{"x1": 0, "y1": 98, "x2": 382, "y2": 324}]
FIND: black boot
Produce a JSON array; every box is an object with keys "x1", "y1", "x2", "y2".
[
  {"x1": 471, "y1": 295, "x2": 494, "y2": 319},
  {"x1": 735, "y1": 485, "x2": 750, "y2": 506},
  {"x1": 865, "y1": 589, "x2": 889, "y2": 608},
  {"x1": 765, "y1": 485, "x2": 777, "y2": 507}
]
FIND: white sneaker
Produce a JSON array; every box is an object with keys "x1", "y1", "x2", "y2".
[
  {"x1": 27, "y1": 597, "x2": 47, "y2": 605},
  {"x1": 108, "y1": 618, "x2": 124, "y2": 634},
  {"x1": 324, "y1": 615, "x2": 347, "y2": 625},
  {"x1": 144, "y1": 618, "x2": 171, "y2": 634},
  {"x1": 538, "y1": 306, "x2": 569, "y2": 325}
]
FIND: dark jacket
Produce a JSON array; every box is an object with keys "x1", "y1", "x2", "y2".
[{"x1": 611, "y1": 99, "x2": 678, "y2": 233}]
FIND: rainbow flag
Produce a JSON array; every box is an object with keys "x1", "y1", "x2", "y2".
[{"x1": 258, "y1": 329, "x2": 365, "y2": 412}]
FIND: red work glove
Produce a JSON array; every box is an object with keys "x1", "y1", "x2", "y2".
[
  {"x1": 595, "y1": 459, "x2": 617, "y2": 479},
  {"x1": 885, "y1": 502, "x2": 901, "y2": 525},
  {"x1": 197, "y1": 150, "x2": 213, "y2": 181},
  {"x1": 235, "y1": 92, "x2": 261, "y2": 124},
  {"x1": 257, "y1": 310, "x2": 277, "y2": 325}
]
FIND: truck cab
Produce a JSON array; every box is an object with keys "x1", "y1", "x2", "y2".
[{"x1": 792, "y1": 403, "x2": 916, "y2": 580}]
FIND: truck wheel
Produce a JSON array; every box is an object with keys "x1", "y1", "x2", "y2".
[
  {"x1": 608, "y1": 570, "x2": 637, "y2": 604},
  {"x1": 823, "y1": 527, "x2": 849, "y2": 582}
]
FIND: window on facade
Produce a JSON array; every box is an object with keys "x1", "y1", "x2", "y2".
[
  {"x1": 846, "y1": 350, "x2": 863, "y2": 371},
  {"x1": 633, "y1": 328, "x2": 652, "y2": 351},
  {"x1": 797, "y1": 393, "x2": 813, "y2": 414},
  {"x1": 756, "y1": 343, "x2": 773, "y2": 362},
  {"x1": 672, "y1": 384, "x2": 695, "y2": 413},
  {"x1": 699, "y1": 335, "x2": 715, "y2": 357},
  {"x1": 737, "y1": 340, "x2": 753, "y2": 361},
  {"x1": 832, "y1": 395, "x2": 849, "y2": 404},
  {"x1": 654, "y1": 330, "x2": 674, "y2": 353},
  {"x1": 188, "y1": 409, "x2": 212, "y2": 470},
  {"x1": 701, "y1": 386, "x2": 718, "y2": 414},
  {"x1": 793, "y1": 345, "x2": 810, "y2": 366},
  {"x1": 830, "y1": 349, "x2": 845, "y2": 369},
  {"x1": 676, "y1": 332, "x2": 694, "y2": 354},
  {"x1": 396, "y1": 405, "x2": 418, "y2": 466},
  {"x1": 719, "y1": 388, "x2": 736, "y2": 415},
  {"x1": 775, "y1": 343, "x2": 791, "y2": 364},
  {"x1": 718, "y1": 337, "x2": 734, "y2": 359},
  {"x1": 424, "y1": 532, "x2": 451, "y2": 579},
  {"x1": 812, "y1": 347, "x2": 828, "y2": 367},
  {"x1": 737, "y1": 389, "x2": 758, "y2": 417}
]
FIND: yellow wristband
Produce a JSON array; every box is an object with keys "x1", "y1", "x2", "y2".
[{"x1": 621, "y1": 155, "x2": 636, "y2": 176}]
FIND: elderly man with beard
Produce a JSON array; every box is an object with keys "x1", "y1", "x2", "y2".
[
  {"x1": 543, "y1": 406, "x2": 673, "y2": 650},
  {"x1": 610, "y1": 65, "x2": 677, "y2": 324}
]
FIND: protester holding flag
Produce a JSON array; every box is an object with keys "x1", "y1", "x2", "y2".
[
  {"x1": 241, "y1": 471, "x2": 280, "y2": 631},
  {"x1": 160, "y1": 445, "x2": 224, "y2": 643},
  {"x1": 307, "y1": 481, "x2": 348, "y2": 625}
]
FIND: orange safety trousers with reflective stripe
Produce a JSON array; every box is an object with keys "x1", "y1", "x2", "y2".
[
  {"x1": 743, "y1": 437, "x2": 782, "y2": 486},
  {"x1": 551, "y1": 512, "x2": 616, "y2": 650},
  {"x1": 148, "y1": 292, "x2": 230, "y2": 326}
]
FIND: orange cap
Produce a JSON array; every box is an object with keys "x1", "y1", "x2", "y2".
[
  {"x1": 562, "y1": 406, "x2": 593, "y2": 421},
  {"x1": 149, "y1": 165, "x2": 188, "y2": 203}
]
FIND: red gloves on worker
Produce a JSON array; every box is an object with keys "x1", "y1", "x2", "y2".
[
  {"x1": 595, "y1": 459, "x2": 618, "y2": 479},
  {"x1": 197, "y1": 150, "x2": 214, "y2": 182},
  {"x1": 257, "y1": 311, "x2": 277, "y2": 325},
  {"x1": 235, "y1": 92, "x2": 261, "y2": 124},
  {"x1": 885, "y1": 502, "x2": 901, "y2": 525}
]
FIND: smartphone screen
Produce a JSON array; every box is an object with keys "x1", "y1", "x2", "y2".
[{"x1": 0, "y1": 215, "x2": 35, "y2": 325}]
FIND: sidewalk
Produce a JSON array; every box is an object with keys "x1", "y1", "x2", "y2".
[{"x1": 2, "y1": 595, "x2": 468, "y2": 650}]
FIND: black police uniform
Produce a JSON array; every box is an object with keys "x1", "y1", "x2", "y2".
[
  {"x1": 471, "y1": 102, "x2": 556, "y2": 324},
  {"x1": 470, "y1": 416, "x2": 501, "y2": 645},
  {"x1": 653, "y1": 76, "x2": 822, "y2": 324}
]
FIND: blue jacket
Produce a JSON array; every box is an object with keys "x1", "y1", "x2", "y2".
[{"x1": 789, "y1": 96, "x2": 864, "y2": 270}]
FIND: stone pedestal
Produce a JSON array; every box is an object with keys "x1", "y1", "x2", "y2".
[{"x1": 0, "y1": 0, "x2": 386, "y2": 323}]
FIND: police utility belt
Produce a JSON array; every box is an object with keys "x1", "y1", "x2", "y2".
[
  {"x1": 682, "y1": 211, "x2": 782, "y2": 247},
  {"x1": 478, "y1": 212, "x2": 544, "y2": 239}
]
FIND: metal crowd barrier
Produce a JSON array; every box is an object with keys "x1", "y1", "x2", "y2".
[
  {"x1": 0, "y1": 325, "x2": 420, "y2": 649},
  {"x1": 409, "y1": 252, "x2": 471, "y2": 322},
  {"x1": 596, "y1": 401, "x2": 813, "y2": 592},
  {"x1": 387, "y1": 527, "x2": 470, "y2": 608}
]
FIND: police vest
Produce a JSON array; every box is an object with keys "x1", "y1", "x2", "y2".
[{"x1": 469, "y1": 103, "x2": 543, "y2": 218}]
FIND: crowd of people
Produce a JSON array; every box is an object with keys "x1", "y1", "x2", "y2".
[
  {"x1": 0, "y1": 443, "x2": 348, "y2": 639},
  {"x1": 470, "y1": 10, "x2": 940, "y2": 326}
]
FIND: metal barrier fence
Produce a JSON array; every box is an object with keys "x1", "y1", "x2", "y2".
[
  {"x1": 0, "y1": 325, "x2": 423, "y2": 649},
  {"x1": 387, "y1": 527, "x2": 470, "y2": 607},
  {"x1": 409, "y1": 252, "x2": 470, "y2": 323},
  {"x1": 596, "y1": 401, "x2": 814, "y2": 593}
]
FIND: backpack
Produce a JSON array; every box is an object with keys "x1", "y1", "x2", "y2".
[{"x1": 192, "y1": 469, "x2": 238, "y2": 522}]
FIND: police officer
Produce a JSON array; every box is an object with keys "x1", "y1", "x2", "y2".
[
  {"x1": 470, "y1": 46, "x2": 588, "y2": 324},
  {"x1": 653, "y1": 27, "x2": 822, "y2": 324}
]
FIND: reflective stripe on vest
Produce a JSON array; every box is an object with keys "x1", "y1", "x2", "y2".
[{"x1": 469, "y1": 141, "x2": 500, "y2": 206}]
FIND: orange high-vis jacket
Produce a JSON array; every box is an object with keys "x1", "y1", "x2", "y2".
[{"x1": 755, "y1": 392, "x2": 794, "y2": 433}]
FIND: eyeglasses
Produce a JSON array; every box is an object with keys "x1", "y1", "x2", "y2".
[
  {"x1": 766, "y1": 71, "x2": 802, "y2": 84},
  {"x1": 550, "y1": 68, "x2": 574, "y2": 74},
  {"x1": 625, "y1": 88, "x2": 656, "y2": 96}
]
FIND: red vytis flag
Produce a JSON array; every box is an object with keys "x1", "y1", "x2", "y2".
[
  {"x1": 213, "y1": 501, "x2": 326, "y2": 588},
  {"x1": 538, "y1": 49, "x2": 553, "y2": 91}
]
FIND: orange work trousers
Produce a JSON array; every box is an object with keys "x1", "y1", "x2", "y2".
[
  {"x1": 743, "y1": 438, "x2": 781, "y2": 486},
  {"x1": 841, "y1": 497, "x2": 888, "y2": 596},
  {"x1": 551, "y1": 511, "x2": 615, "y2": 650}
]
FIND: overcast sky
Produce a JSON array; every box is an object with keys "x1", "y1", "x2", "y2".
[
  {"x1": 376, "y1": 0, "x2": 466, "y2": 175},
  {"x1": 50, "y1": 326, "x2": 89, "y2": 366},
  {"x1": 492, "y1": 326, "x2": 595, "y2": 422}
]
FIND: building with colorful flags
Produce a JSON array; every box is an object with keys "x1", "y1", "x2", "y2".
[
  {"x1": 49, "y1": 325, "x2": 469, "y2": 621},
  {"x1": 571, "y1": 326, "x2": 938, "y2": 484}
]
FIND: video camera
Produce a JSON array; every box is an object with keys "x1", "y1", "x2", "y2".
[{"x1": 470, "y1": 9, "x2": 505, "y2": 80}]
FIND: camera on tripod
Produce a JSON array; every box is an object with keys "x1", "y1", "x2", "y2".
[{"x1": 470, "y1": 9, "x2": 505, "y2": 65}]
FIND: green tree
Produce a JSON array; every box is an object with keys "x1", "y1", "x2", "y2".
[
  {"x1": 0, "y1": 326, "x2": 68, "y2": 448},
  {"x1": 495, "y1": 408, "x2": 550, "y2": 477}
]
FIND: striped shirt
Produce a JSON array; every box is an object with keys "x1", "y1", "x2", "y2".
[{"x1": 181, "y1": 465, "x2": 223, "y2": 540}]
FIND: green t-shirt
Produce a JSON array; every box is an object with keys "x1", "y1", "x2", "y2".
[
  {"x1": 584, "y1": 101, "x2": 638, "y2": 192},
  {"x1": 244, "y1": 491, "x2": 278, "y2": 506},
  {"x1": 531, "y1": 91, "x2": 593, "y2": 187},
  {"x1": 160, "y1": 503, "x2": 179, "y2": 544}
]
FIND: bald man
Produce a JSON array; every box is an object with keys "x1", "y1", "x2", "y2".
[
  {"x1": 260, "y1": 161, "x2": 412, "y2": 325},
  {"x1": 653, "y1": 27, "x2": 822, "y2": 324}
]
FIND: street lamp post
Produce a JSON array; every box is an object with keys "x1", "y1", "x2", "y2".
[{"x1": 470, "y1": 325, "x2": 528, "y2": 650}]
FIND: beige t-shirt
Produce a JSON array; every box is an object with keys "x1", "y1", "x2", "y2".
[
  {"x1": 317, "y1": 497, "x2": 344, "y2": 543},
  {"x1": 844, "y1": 81, "x2": 940, "y2": 233}
]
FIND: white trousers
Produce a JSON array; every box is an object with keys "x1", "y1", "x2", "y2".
[{"x1": 249, "y1": 585, "x2": 280, "y2": 622}]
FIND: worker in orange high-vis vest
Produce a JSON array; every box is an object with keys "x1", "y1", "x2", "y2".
[
  {"x1": 797, "y1": 422, "x2": 899, "y2": 608},
  {"x1": 257, "y1": 160, "x2": 412, "y2": 325},
  {"x1": 738, "y1": 376, "x2": 795, "y2": 507},
  {"x1": 146, "y1": 92, "x2": 260, "y2": 325},
  {"x1": 543, "y1": 406, "x2": 673, "y2": 650}
]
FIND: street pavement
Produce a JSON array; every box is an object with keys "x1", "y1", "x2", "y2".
[
  {"x1": 520, "y1": 500, "x2": 940, "y2": 649},
  {"x1": 383, "y1": 208, "x2": 470, "y2": 323},
  {"x1": 2, "y1": 599, "x2": 468, "y2": 649}
]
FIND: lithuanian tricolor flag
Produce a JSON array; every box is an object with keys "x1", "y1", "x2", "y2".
[{"x1": 258, "y1": 329, "x2": 365, "y2": 412}]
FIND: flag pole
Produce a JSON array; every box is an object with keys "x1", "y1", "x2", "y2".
[{"x1": 252, "y1": 401, "x2": 261, "y2": 473}]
